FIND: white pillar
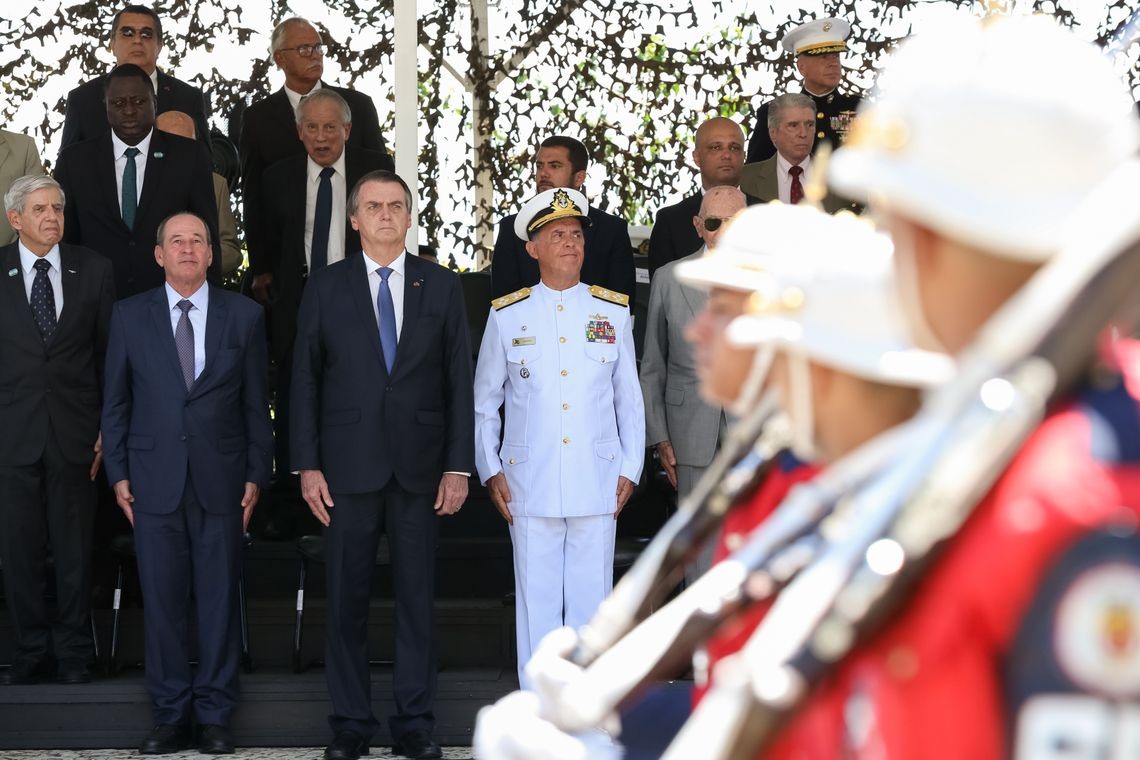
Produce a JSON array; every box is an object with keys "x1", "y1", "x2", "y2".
[{"x1": 394, "y1": 0, "x2": 419, "y2": 252}]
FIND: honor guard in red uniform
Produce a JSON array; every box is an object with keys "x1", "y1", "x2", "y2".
[{"x1": 756, "y1": 14, "x2": 1140, "y2": 759}]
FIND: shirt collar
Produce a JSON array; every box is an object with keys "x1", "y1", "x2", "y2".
[
  {"x1": 18, "y1": 242, "x2": 61, "y2": 276},
  {"x1": 365, "y1": 249, "x2": 408, "y2": 276},
  {"x1": 111, "y1": 128, "x2": 154, "y2": 156},
  {"x1": 284, "y1": 81, "x2": 325, "y2": 112},
  {"x1": 306, "y1": 150, "x2": 347, "y2": 182},
  {"x1": 164, "y1": 280, "x2": 209, "y2": 312},
  {"x1": 776, "y1": 151, "x2": 811, "y2": 177}
]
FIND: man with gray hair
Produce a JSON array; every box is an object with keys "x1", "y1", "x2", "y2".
[
  {"x1": 239, "y1": 16, "x2": 391, "y2": 306},
  {"x1": 739, "y1": 93, "x2": 818, "y2": 205},
  {"x1": 254, "y1": 88, "x2": 394, "y2": 539},
  {"x1": 0, "y1": 175, "x2": 114, "y2": 686}
]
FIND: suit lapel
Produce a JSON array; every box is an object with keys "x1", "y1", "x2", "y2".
[
  {"x1": 191, "y1": 285, "x2": 227, "y2": 396},
  {"x1": 54, "y1": 247, "x2": 82, "y2": 340},
  {"x1": 149, "y1": 288, "x2": 186, "y2": 391},
  {"x1": 1, "y1": 246, "x2": 41, "y2": 347},
  {"x1": 348, "y1": 253, "x2": 388, "y2": 374},
  {"x1": 393, "y1": 254, "x2": 424, "y2": 377},
  {"x1": 134, "y1": 131, "x2": 166, "y2": 227},
  {"x1": 97, "y1": 135, "x2": 128, "y2": 230},
  {"x1": 760, "y1": 159, "x2": 779, "y2": 201},
  {"x1": 0, "y1": 133, "x2": 12, "y2": 178}
]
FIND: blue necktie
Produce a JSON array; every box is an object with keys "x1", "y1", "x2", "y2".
[
  {"x1": 122, "y1": 146, "x2": 140, "y2": 229},
  {"x1": 175, "y1": 299, "x2": 195, "y2": 390},
  {"x1": 310, "y1": 166, "x2": 335, "y2": 271},
  {"x1": 30, "y1": 259, "x2": 57, "y2": 342},
  {"x1": 377, "y1": 267, "x2": 397, "y2": 373}
]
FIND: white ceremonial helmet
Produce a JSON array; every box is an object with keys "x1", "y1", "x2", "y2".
[{"x1": 829, "y1": 14, "x2": 1140, "y2": 262}]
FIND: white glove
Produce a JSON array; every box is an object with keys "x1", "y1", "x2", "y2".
[
  {"x1": 473, "y1": 690, "x2": 623, "y2": 760},
  {"x1": 527, "y1": 625, "x2": 623, "y2": 734}
]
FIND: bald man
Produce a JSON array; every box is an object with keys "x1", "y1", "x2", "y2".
[
  {"x1": 155, "y1": 111, "x2": 242, "y2": 275},
  {"x1": 647, "y1": 117, "x2": 757, "y2": 275}
]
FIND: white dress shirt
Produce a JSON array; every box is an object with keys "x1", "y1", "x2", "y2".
[
  {"x1": 303, "y1": 151, "x2": 348, "y2": 267},
  {"x1": 284, "y1": 81, "x2": 326, "y2": 112},
  {"x1": 111, "y1": 128, "x2": 153, "y2": 214},
  {"x1": 365, "y1": 250, "x2": 406, "y2": 340},
  {"x1": 18, "y1": 243, "x2": 63, "y2": 319},
  {"x1": 776, "y1": 152, "x2": 812, "y2": 205},
  {"x1": 164, "y1": 280, "x2": 209, "y2": 381}
]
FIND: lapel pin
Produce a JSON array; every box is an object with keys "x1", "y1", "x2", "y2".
[
  {"x1": 67, "y1": 268, "x2": 77, "y2": 274},
  {"x1": 153, "y1": 151, "x2": 164, "y2": 158},
  {"x1": 7, "y1": 268, "x2": 17, "y2": 277},
  {"x1": 412, "y1": 279, "x2": 422, "y2": 288}
]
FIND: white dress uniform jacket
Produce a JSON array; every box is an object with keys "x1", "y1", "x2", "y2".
[{"x1": 474, "y1": 281, "x2": 645, "y2": 515}]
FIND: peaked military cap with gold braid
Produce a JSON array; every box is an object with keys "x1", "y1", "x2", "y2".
[
  {"x1": 781, "y1": 17, "x2": 850, "y2": 56},
  {"x1": 513, "y1": 188, "x2": 593, "y2": 241}
]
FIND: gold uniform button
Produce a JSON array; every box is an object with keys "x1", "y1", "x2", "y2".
[
  {"x1": 817, "y1": 131, "x2": 825, "y2": 139},
  {"x1": 508, "y1": 458, "x2": 516, "y2": 465},
  {"x1": 559, "y1": 337, "x2": 566, "y2": 343},
  {"x1": 557, "y1": 304, "x2": 564, "y2": 312},
  {"x1": 817, "y1": 111, "x2": 824, "y2": 119},
  {"x1": 562, "y1": 403, "x2": 569, "y2": 411},
  {"x1": 561, "y1": 369, "x2": 568, "y2": 377},
  {"x1": 562, "y1": 437, "x2": 570, "y2": 445}
]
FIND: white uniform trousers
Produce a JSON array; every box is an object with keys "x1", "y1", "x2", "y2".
[{"x1": 509, "y1": 514, "x2": 617, "y2": 687}]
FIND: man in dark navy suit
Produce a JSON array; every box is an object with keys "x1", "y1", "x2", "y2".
[
  {"x1": 0, "y1": 175, "x2": 114, "y2": 686},
  {"x1": 55, "y1": 63, "x2": 219, "y2": 299},
  {"x1": 240, "y1": 16, "x2": 390, "y2": 306},
  {"x1": 101, "y1": 212, "x2": 272, "y2": 755},
  {"x1": 490, "y1": 135, "x2": 635, "y2": 305},
  {"x1": 291, "y1": 170, "x2": 474, "y2": 760},
  {"x1": 60, "y1": 5, "x2": 211, "y2": 154}
]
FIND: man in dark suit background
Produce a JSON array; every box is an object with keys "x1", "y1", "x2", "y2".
[
  {"x1": 101, "y1": 211, "x2": 272, "y2": 755},
  {"x1": 240, "y1": 16, "x2": 390, "y2": 305},
  {"x1": 0, "y1": 175, "x2": 114, "y2": 686},
  {"x1": 60, "y1": 5, "x2": 211, "y2": 154},
  {"x1": 257, "y1": 88, "x2": 393, "y2": 538},
  {"x1": 647, "y1": 116, "x2": 756, "y2": 275},
  {"x1": 55, "y1": 63, "x2": 219, "y2": 299},
  {"x1": 291, "y1": 171, "x2": 474, "y2": 760},
  {"x1": 490, "y1": 135, "x2": 635, "y2": 305}
]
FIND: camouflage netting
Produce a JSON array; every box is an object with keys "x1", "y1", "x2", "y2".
[{"x1": 2, "y1": 0, "x2": 1137, "y2": 270}]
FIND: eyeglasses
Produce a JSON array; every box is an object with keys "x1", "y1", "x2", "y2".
[
  {"x1": 702, "y1": 217, "x2": 728, "y2": 232},
  {"x1": 279, "y1": 43, "x2": 326, "y2": 58}
]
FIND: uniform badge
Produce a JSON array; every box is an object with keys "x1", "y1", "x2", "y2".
[
  {"x1": 1054, "y1": 562, "x2": 1140, "y2": 696},
  {"x1": 520, "y1": 367, "x2": 530, "y2": 378},
  {"x1": 512, "y1": 336, "x2": 536, "y2": 346},
  {"x1": 586, "y1": 320, "x2": 616, "y2": 343},
  {"x1": 833, "y1": 110, "x2": 858, "y2": 140}
]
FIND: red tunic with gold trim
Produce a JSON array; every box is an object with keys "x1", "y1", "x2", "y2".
[{"x1": 764, "y1": 341, "x2": 1140, "y2": 759}]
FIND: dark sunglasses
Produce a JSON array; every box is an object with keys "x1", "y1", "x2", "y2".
[{"x1": 702, "y1": 216, "x2": 727, "y2": 232}]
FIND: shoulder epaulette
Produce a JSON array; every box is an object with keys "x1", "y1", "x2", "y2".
[
  {"x1": 492, "y1": 287, "x2": 531, "y2": 311},
  {"x1": 588, "y1": 284, "x2": 630, "y2": 307}
]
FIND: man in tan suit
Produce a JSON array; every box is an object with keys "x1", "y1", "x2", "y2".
[{"x1": 0, "y1": 130, "x2": 45, "y2": 245}]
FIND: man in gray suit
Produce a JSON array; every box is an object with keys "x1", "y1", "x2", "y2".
[
  {"x1": 639, "y1": 185, "x2": 745, "y2": 580},
  {"x1": 0, "y1": 130, "x2": 44, "y2": 245}
]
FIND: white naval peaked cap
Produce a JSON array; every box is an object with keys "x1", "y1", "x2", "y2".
[
  {"x1": 782, "y1": 17, "x2": 851, "y2": 56},
  {"x1": 829, "y1": 14, "x2": 1140, "y2": 262},
  {"x1": 721, "y1": 204, "x2": 955, "y2": 388},
  {"x1": 513, "y1": 187, "x2": 592, "y2": 241}
]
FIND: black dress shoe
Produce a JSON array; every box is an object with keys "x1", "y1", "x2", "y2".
[
  {"x1": 56, "y1": 661, "x2": 91, "y2": 684},
  {"x1": 324, "y1": 730, "x2": 369, "y2": 760},
  {"x1": 198, "y1": 724, "x2": 235, "y2": 754},
  {"x1": 393, "y1": 729, "x2": 442, "y2": 759},
  {"x1": 139, "y1": 724, "x2": 191, "y2": 755},
  {"x1": 0, "y1": 659, "x2": 49, "y2": 685}
]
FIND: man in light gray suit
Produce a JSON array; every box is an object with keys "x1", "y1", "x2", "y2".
[
  {"x1": 0, "y1": 130, "x2": 45, "y2": 245},
  {"x1": 640, "y1": 185, "x2": 745, "y2": 581}
]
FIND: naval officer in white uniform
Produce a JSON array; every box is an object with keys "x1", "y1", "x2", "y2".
[{"x1": 474, "y1": 187, "x2": 645, "y2": 685}]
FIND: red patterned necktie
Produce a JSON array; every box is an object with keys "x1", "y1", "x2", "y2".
[{"x1": 789, "y1": 165, "x2": 805, "y2": 205}]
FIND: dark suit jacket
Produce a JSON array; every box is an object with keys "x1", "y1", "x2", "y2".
[
  {"x1": 59, "y1": 71, "x2": 211, "y2": 157},
  {"x1": 0, "y1": 243, "x2": 114, "y2": 466},
  {"x1": 647, "y1": 190, "x2": 763, "y2": 275},
  {"x1": 54, "y1": 129, "x2": 220, "y2": 299},
  {"x1": 101, "y1": 285, "x2": 273, "y2": 515},
  {"x1": 259, "y1": 145, "x2": 394, "y2": 361},
  {"x1": 291, "y1": 252, "x2": 475, "y2": 495},
  {"x1": 239, "y1": 85, "x2": 391, "y2": 272},
  {"x1": 490, "y1": 206, "x2": 635, "y2": 304},
  {"x1": 739, "y1": 156, "x2": 854, "y2": 214}
]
